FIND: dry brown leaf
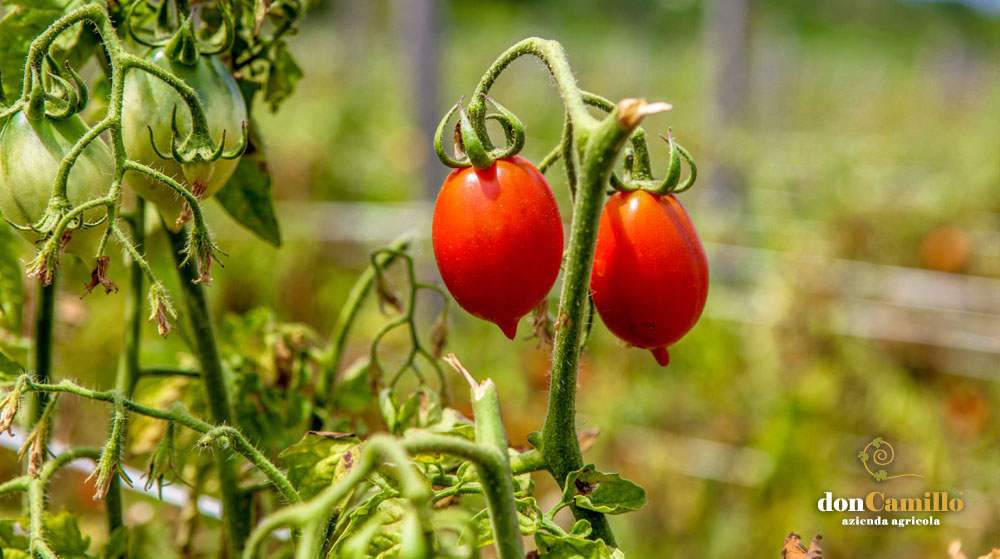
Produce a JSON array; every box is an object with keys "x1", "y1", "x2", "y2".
[{"x1": 782, "y1": 532, "x2": 822, "y2": 559}]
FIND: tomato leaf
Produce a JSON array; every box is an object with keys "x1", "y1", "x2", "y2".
[
  {"x1": 563, "y1": 464, "x2": 646, "y2": 515},
  {"x1": 264, "y1": 40, "x2": 303, "y2": 110},
  {"x1": 534, "y1": 530, "x2": 616, "y2": 559},
  {"x1": 332, "y1": 357, "x2": 375, "y2": 412},
  {"x1": 278, "y1": 431, "x2": 360, "y2": 499},
  {"x1": 0, "y1": 0, "x2": 83, "y2": 98},
  {"x1": 0, "y1": 346, "x2": 23, "y2": 379},
  {"x1": 216, "y1": 121, "x2": 282, "y2": 247},
  {"x1": 44, "y1": 509, "x2": 90, "y2": 558},
  {"x1": 467, "y1": 497, "x2": 541, "y2": 547},
  {"x1": 0, "y1": 225, "x2": 23, "y2": 332},
  {"x1": 0, "y1": 518, "x2": 29, "y2": 552}
]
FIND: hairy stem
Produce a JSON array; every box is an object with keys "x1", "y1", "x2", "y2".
[
  {"x1": 25, "y1": 280, "x2": 56, "y2": 425},
  {"x1": 105, "y1": 199, "x2": 147, "y2": 555},
  {"x1": 165, "y1": 226, "x2": 248, "y2": 554},
  {"x1": 540, "y1": 105, "x2": 643, "y2": 547},
  {"x1": 17, "y1": 377, "x2": 298, "y2": 503}
]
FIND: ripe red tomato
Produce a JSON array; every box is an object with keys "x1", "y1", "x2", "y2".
[
  {"x1": 432, "y1": 156, "x2": 564, "y2": 339},
  {"x1": 590, "y1": 190, "x2": 708, "y2": 366}
]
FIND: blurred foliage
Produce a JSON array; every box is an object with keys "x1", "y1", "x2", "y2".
[{"x1": 1, "y1": 0, "x2": 998, "y2": 556}]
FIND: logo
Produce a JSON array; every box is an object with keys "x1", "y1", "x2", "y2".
[
  {"x1": 817, "y1": 436, "x2": 964, "y2": 528},
  {"x1": 856, "y1": 437, "x2": 923, "y2": 482}
]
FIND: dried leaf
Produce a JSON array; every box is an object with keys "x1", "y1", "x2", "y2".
[{"x1": 782, "y1": 533, "x2": 822, "y2": 559}]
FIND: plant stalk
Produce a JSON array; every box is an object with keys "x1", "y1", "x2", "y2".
[
  {"x1": 105, "y1": 199, "x2": 147, "y2": 557},
  {"x1": 540, "y1": 109, "x2": 639, "y2": 547},
  {"x1": 25, "y1": 280, "x2": 56, "y2": 425},
  {"x1": 166, "y1": 226, "x2": 249, "y2": 556}
]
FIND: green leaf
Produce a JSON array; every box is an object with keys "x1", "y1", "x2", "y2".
[
  {"x1": 337, "y1": 498, "x2": 408, "y2": 559},
  {"x1": 871, "y1": 437, "x2": 884, "y2": 448},
  {"x1": 857, "y1": 451, "x2": 868, "y2": 463},
  {"x1": 332, "y1": 491, "x2": 394, "y2": 551},
  {"x1": 264, "y1": 40, "x2": 303, "y2": 110},
  {"x1": 416, "y1": 388, "x2": 442, "y2": 428},
  {"x1": 467, "y1": 496, "x2": 541, "y2": 547},
  {"x1": 0, "y1": 1, "x2": 64, "y2": 97},
  {"x1": 0, "y1": 518, "x2": 29, "y2": 549},
  {"x1": 396, "y1": 392, "x2": 420, "y2": 432},
  {"x1": 874, "y1": 469, "x2": 888, "y2": 482},
  {"x1": 279, "y1": 431, "x2": 360, "y2": 499},
  {"x1": 569, "y1": 519, "x2": 592, "y2": 537},
  {"x1": 44, "y1": 509, "x2": 90, "y2": 558},
  {"x1": 534, "y1": 530, "x2": 615, "y2": 559},
  {"x1": 0, "y1": 346, "x2": 23, "y2": 378},
  {"x1": 331, "y1": 357, "x2": 375, "y2": 412},
  {"x1": 424, "y1": 407, "x2": 475, "y2": 440},
  {"x1": 563, "y1": 464, "x2": 646, "y2": 515},
  {"x1": 216, "y1": 121, "x2": 282, "y2": 247},
  {"x1": 0, "y1": 224, "x2": 24, "y2": 331}
]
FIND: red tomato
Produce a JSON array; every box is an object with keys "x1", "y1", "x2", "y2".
[
  {"x1": 590, "y1": 190, "x2": 708, "y2": 366},
  {"x1": 432, "y1": 156, "x2": 564, "y2": 339}
]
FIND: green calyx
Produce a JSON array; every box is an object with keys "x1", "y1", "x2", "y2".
[
  {"x1": 25, "y1": 57, "x2": 90, "y2": 121},
  {"x1": 164, "y1": 15, "x2": 200, "y2": 66},
  {"x1": 146, "y1": 103, "x2": 249, "y2": 168},
  {"x1": 129, "y1": 3, "x2": 234, "y2": 61},
  {"x1": 433, "y1": 94, "x2": 525, "y2": 170},
  {"x1": 609, "y1": 128, "x2": 697, "y2": 196}
]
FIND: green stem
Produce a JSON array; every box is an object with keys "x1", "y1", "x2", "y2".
[
  {"x1": 469, "y1": 382, "x2": 523, "y2": 559},
  {"x1": 243, "y1": 434, "x2": 520, "y2": 559},
  {"x1": 105, "y1": 199, "x2": 146, "y2": 557},
  {"x1": 319, "y1": 238, "x2": 409, "y2": 409},
  {"x1": 448, "y1": 354, "x2": 523, "y2": 559},
  {"x1": 540, "y1": 107, "x2": 641, "y2": 548},
  {"x1": 467, "y1": 38, "x2": 596, "y2": 142},
  {"x1": 28, "y1": 448, "x2": 102, "y2": 559},
  {"x1": 18, "y1": 377, "x2": 298, "y2": 502},
  {"x1": 25, "y1": 280, "x2": 56, "y2": 425},
  {"x1": 165, "y1": 226, "x2": 248, "y2": 555}
]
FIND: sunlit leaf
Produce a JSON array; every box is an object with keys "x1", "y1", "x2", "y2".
[
  {"x1": 563, "y1": 464, "x2": 646, "y2": 515},
  {"x1": 279, "y1": 431, "x2": 360, "y2": 499},
  {"x1": 534, "y1": 530, "x2": 616, "y2": 559}
]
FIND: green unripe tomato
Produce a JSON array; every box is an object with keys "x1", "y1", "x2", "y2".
[
  {"x1": 0, "y1": 111, "x2": 113, "y2": 267},
  {"x1": 122, "y1": 50, "x2": 247, "y2": 231}
]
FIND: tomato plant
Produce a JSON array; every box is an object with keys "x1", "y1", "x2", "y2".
[
  {"x1": 591, "y1": 190, "x2": 709, "y2": 366},
  {"x1": 432, "y1": 156, "x2": 564, "y2": 339},
  {"x1": 0, "y1": 3, "x2": 706, "y2": 558}
]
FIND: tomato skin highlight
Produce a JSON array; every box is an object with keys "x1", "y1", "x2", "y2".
[
  {"x1": 432, "y1": 156, "x2": 564, "y2": 339},
  {"x1": 590, "y1": 190, "x2": 708, "y2": 366}
]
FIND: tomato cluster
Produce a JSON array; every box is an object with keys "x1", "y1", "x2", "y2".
[{"x1": 431, "y1": 140, "x2": 707, "y2": 366}]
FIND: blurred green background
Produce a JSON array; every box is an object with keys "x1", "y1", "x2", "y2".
[{"x1": 3, "y1": 0, "x2": 1000, "y2": 556}]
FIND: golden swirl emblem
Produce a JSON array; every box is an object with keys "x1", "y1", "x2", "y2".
[{"x1": 857, "y1": 437, "x2": 923, "y2": 482}]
